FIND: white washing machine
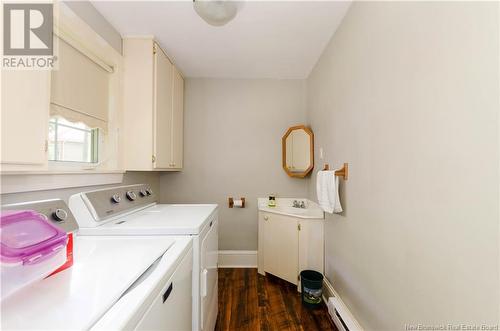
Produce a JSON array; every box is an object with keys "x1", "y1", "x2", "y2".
[
  {"x1": 69, "y1": 184, "x2": 218, "y2": 331},
  {"x1": 1, "y1": 199, "x2": 193, "y2": 331}
]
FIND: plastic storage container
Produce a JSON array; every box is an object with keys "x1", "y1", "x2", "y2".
[
  {"x1": 1, "y1": 210, "x2": 68, "y2": 300},
  {"x1": 300, "y1": 270, "x2": 324, "y2": 309}
]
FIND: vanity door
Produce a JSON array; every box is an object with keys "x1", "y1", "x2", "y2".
[{"x1": 263, "y1": 213, "x2": 299, "y2": 284}]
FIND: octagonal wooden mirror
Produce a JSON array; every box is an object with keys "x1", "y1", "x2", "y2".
[{"x1": 282, "y1": 125, "x2": 314, "y2": 178}]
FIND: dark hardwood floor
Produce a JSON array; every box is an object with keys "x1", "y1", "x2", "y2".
[{"x1": 216, "y1": 268, "x2": 337, "y2": 331}]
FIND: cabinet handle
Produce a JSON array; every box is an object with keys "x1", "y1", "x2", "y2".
[
  {"x1": 264, "y1": 216, "x2": 269, "y2": 221},
  {"x1": 201, "y1": 269, "x2": 208, "y2": 297},
  {"x1": 162, "y1": 283, "x2": 173, "y2": 303},
  {"x1": 152, "y1": 155, "x2": 156, "y2": 163}
]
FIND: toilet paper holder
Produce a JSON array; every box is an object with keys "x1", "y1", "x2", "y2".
[{"x1": 228, "y1": 197, "x2": 246, "y2": 208}]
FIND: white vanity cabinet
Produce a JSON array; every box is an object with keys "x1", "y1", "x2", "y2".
[
  {"x1": 258, "y1": 200, "x2": 324, "y2": 288},
  {"x1": 123, "y1": 37, "x2": 184, "y2": 171}
]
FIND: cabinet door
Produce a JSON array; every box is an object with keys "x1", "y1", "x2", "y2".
[
  {"x1": 263, "y1": 213, "x2": 299, "y2": 284},
  {"x1": 1, "y1": 70, "x2": 50, "y2": 170},
  {"x1": 123, "y1": 38, "x2": 155, "y2": 171},
  {"x1": 298, "y1": 220, "x2": 324, "y2": 276},
  {"x1": 171, "y1": 66, "x2": 183, "y2": 169},
  {"x1": 153, "y1": 44, "x2": 173, "y2": 169}
]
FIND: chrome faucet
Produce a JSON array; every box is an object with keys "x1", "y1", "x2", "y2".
[{"x1": 293, "y1": 200, "x2": 306, "y2": 208}]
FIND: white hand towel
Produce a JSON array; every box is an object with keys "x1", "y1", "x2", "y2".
[
  {"x1": 317, "y1": 170, "x2": 334, "y2": 213},
  {"x1": 332, "y1": 169, "x2": 343, "y2": 213},
  {"x1": 316, "y1": 169, "x2": 343, "y2": 214}
]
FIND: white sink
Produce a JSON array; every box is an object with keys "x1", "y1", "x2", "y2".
[
  {"x1": 257, "y1": 198, "x2": 324, "y2": 219},
  {"x1": 280, "y1": 206, "x2": 309, "y2": 214}
]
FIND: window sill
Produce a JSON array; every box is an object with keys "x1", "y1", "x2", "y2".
[
  {"x1": 1, "y1": 170, "x2": 125, "y2": 194},
  {"x1": 1, "y1": 170, "x2": 124, "y2": 175}
]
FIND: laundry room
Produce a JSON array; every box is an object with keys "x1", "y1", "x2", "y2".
[{"x1": 1, "y1": 1, "x2": 499, "y2": 330}]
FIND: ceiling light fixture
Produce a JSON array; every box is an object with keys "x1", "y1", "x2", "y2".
[{"x1": 193, "y1": 0, "x2": 241, "y2": 27}]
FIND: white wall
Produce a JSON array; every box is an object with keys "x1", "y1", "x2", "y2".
[
  {"x1": 160, "y1": 78, "x2": 308, "y2": 250},
  {"x1": 306, "y1": 2, "x2": 499, "y2": 329}
]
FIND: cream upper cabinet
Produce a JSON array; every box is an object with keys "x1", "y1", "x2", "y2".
[
  {"x1": 123, "y1": 37, "x2": 184, "y2": 171},
  {"x1": 171, "y1": 66, "x2": 184, "y2": 169},
  {"x1": 1, "y1": 70, "x2": 50, "y2": 171},
  {"x1": 153, "y1": 44, "x2": 174, "y2": 169}
]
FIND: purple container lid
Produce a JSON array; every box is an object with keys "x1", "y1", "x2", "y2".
[{"x1": 0, "y1": 210, "x2": 67, "y2": 265}]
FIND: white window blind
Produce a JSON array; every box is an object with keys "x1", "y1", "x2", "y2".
[{"x1": 50, "y1": 37, "x2": 109, "y2": 131}]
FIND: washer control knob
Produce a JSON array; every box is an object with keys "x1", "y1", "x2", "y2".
[
  {"x1": 126, "y1": 191, "x2": 137, "y2": 201},
  {"x1": 145, "y1": 188, "x2": 153, "y2": 196},
  {"x1": 111, "y1": 194, "x2": 121, "y2": 204},
  {"x1": 53, "y1": 209, "x2": 68, "y2": 222}
]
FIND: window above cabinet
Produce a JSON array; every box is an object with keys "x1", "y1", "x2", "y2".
[
  {"x1": 1, "y1": 2, "x2": 123, "y2": 176},
  {"x1": 47, "y1": 36, "x2": 110, "y2": 169},
  {"x1": 48, "y1": 117, "x2": 99, "y2": 164}
]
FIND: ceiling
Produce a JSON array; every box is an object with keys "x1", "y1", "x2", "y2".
[{"x1": 91, "y1": 1, "x2": 351, "y2": 79}]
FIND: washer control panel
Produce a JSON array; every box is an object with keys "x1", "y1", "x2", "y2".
[
  {"x1": 126, "y1": 191, "x2": 137, "y2": 201},
  {"x1": 81, "y1": 184, "x2": 157, "y2": 222},
  {"x1": 53, "y1": 208, "x2": 68, "y2": 222},
  {"x1": 2, "y1": 199, "x2": 79, "y2": 233}
]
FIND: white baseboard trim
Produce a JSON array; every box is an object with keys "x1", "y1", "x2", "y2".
[
  {"x1": 323, "y1": 277, "x2": 364, "y2": 331},
  {"x1": 218, "y1": 250, "x2": 257, "y2": 268},
  {"x1": 322, "y1": 276, "x2": 335, "y2": 301}
]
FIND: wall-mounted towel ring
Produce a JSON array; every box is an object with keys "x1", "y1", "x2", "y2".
[{"x1": 323, "y1": 163, "x2": 348, "y2": 180}]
